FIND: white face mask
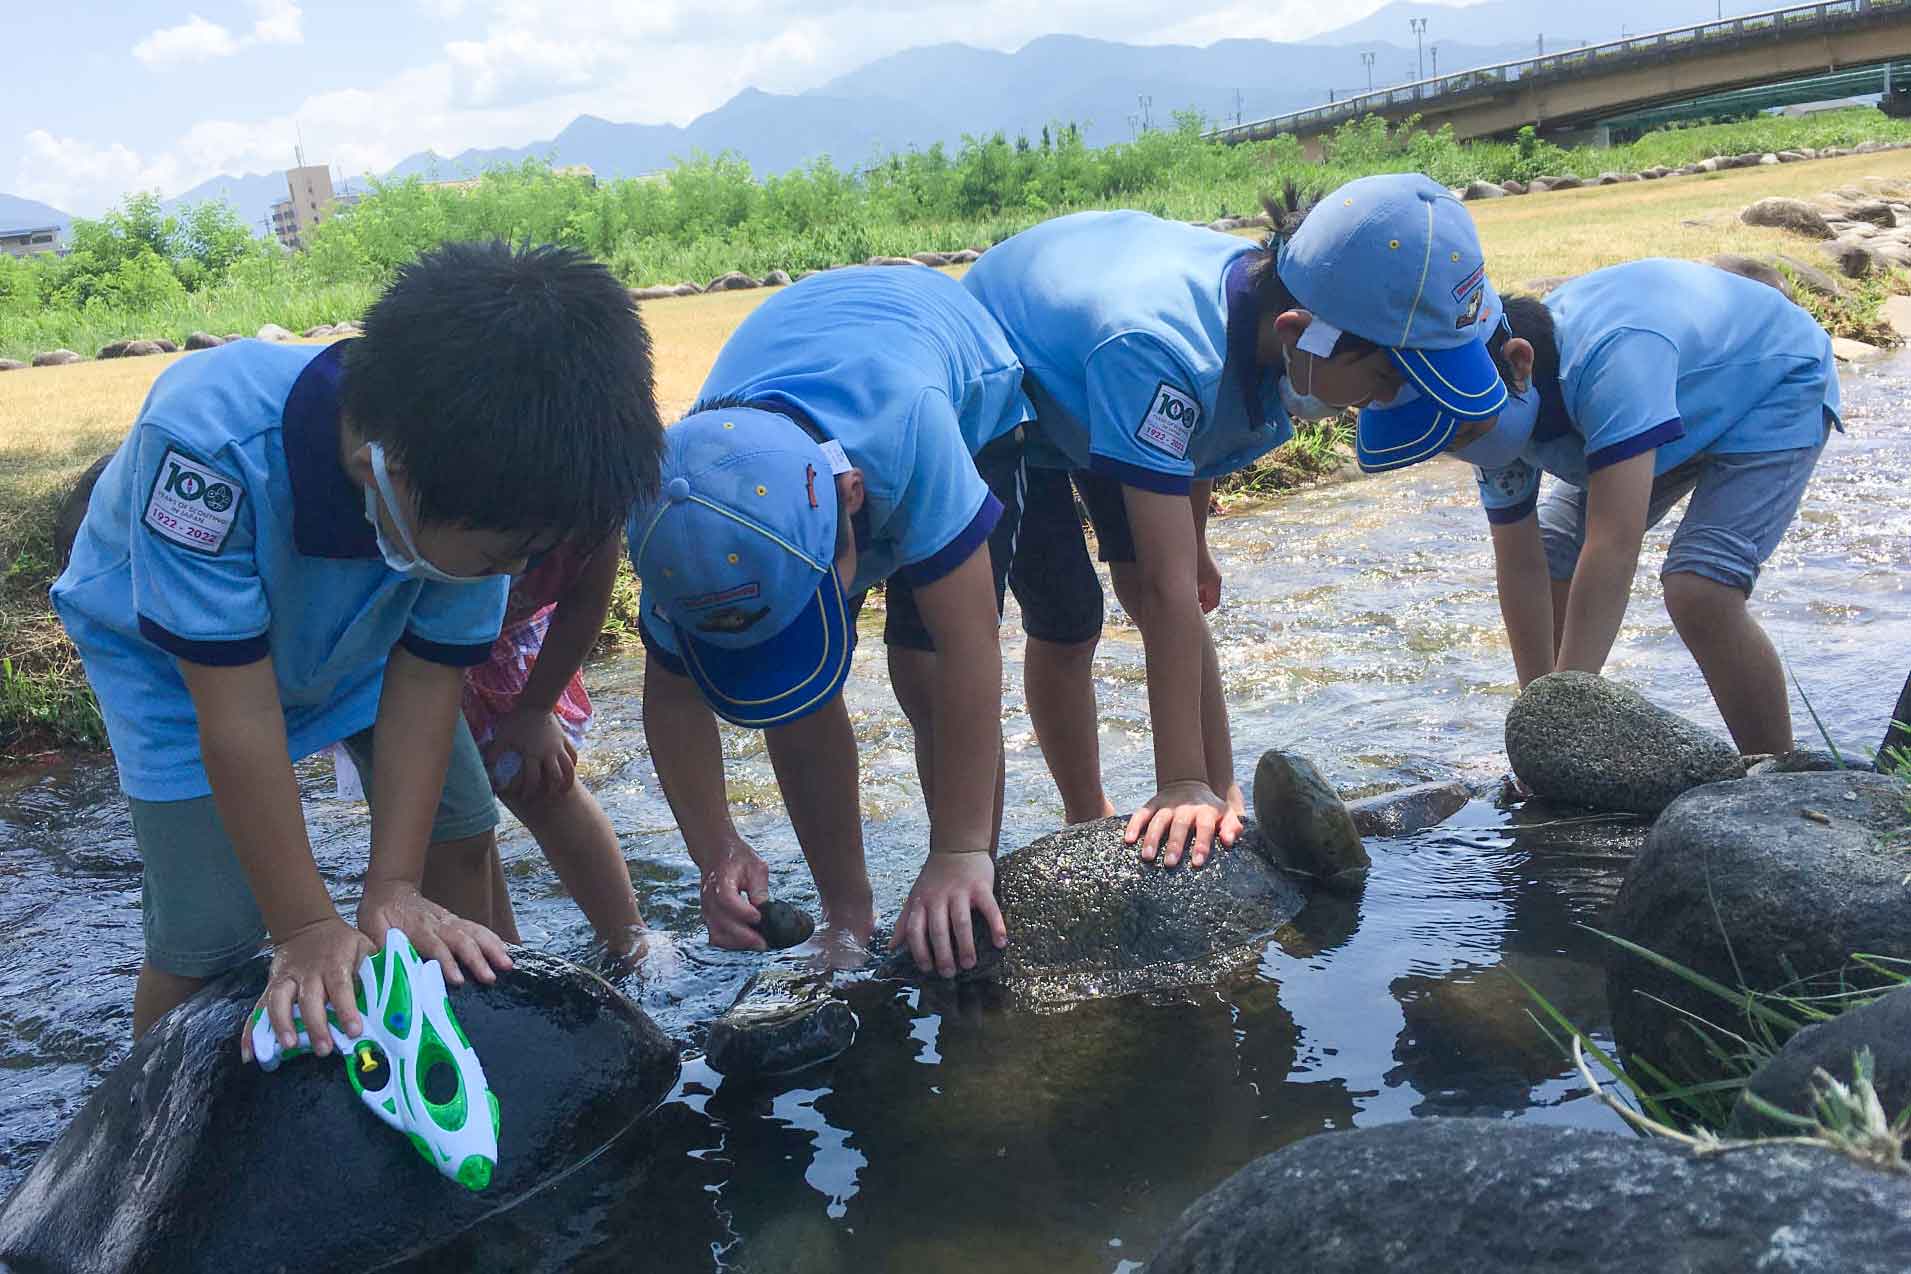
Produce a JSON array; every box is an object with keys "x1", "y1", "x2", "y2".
[
  {"x1": 361, "y1": 442, "x2": 486, "y2": 585},
  {"x1": 1279, "y1": 370, "x2": 1342, "y2": 422}
]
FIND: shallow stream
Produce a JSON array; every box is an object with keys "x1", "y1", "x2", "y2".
[{"x1": 3, "y1": 356, "x2": 1908, "y2": 1271}]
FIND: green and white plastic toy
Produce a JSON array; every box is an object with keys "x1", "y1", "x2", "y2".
[{"x1": 250, "y1": 927, "x2": 501, "y2": 1191}]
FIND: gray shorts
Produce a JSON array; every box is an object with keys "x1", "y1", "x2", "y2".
[
  {"x1": 129, "y1": 716, "x2": 498, "y2": 978},
  {"x1": 1537, "y1": 428, "x2": 1830, "y2": 596}
]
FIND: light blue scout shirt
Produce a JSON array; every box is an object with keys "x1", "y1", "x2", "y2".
[
  {"x1": 52, "y1": 341, "x2": 508, "y2": 802},
  {"x1": 962, "y1": 210, "x2": 1294, "y2": 494},
  {"x1": 1475, "y1": 258, "x2": 1842, "y2": 523},
  {"x1": 640, "y1": 265, "x2": 1031, "y2": 662}
]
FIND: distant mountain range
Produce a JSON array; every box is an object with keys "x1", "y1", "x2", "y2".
[
  {"x1": 0, "y1": 1, "x2": 1794, "y2": 239},
  {"x1": 0, "y1": 193, "x2": 70, "y2": 236}
]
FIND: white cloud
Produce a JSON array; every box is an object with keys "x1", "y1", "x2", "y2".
[
  {"x1": 249, "y1": 0, "x2": 305, "y2": 46},
  {"x1": 132, "y1": 15, "x2": 242, "y2": 66},
  {"x1": 15, "y1": 130, "x2": 183, "y2": 213},
  {"x1": 131, "y1": 1, "x2": 302, "y2": 68}
]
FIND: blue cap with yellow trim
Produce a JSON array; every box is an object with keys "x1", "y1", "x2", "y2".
[
  {"x1": 627, "y1": 408, "x2": 855, "y2": 728},
  {"x1": 1279, "y1": 173, "x2": 1509, "y2": 472}
]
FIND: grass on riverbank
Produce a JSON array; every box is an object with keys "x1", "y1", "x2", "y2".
[{"x1": 5, "y1": 151, "x2": 1911, "y2": 759}]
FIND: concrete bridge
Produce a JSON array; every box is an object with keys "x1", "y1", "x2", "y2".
[{"x1": 1207, "y1": 0, "x2": 1911, "y2": 153}]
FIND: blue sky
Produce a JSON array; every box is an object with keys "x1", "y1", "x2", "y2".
[{"x1": 5, "y1": 0, "x2": 1698, "y2": 216}]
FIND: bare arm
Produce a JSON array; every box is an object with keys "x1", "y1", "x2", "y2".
[
  {"x1": 180, "y1": 655, "x2": 369, "y2": 1055},
  {"x1": 642, "y1": 652, "x2": 768, "y2": 949},
  {"x1": 1556, "y1": 451, "x2": 1655, "y2": 676},
  {"x1": 518, "y1": 543, "x2": 619, "y2": 715},
  {"x1": 908, "y1": 546, "x2": 1003, "y2": 854},
  {"x1": 360, "y1": 646, "x2": 512, "y2": 982},
  {"x1": 1488, "y1": 512, "x2": 1558, "y2": 688},
  {"x1": 1118, "y1": 484, "x2": 1242, "y2": 864}
]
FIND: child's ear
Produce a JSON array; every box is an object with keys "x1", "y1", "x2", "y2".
[
  {"x1": 1500, "y1": 337, "x2": 1536, "y2": 390},
  {"x1": 342, "y1": 440, "x2": 374, "y2": 487},
  {"x1": 1272, "y1": 309, "x2": 1314, "y2": 344},
  {"x1": 837, "y1": 469, "x2": 866, "y2": 517}
]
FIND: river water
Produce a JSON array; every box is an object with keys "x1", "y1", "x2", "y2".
[{"x1": 2, "y1": 356, "x2": 1908, "y2": 1271}]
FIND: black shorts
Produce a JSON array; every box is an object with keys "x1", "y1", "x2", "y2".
[
  {"x1": 880, "y1": 429, "x2": 1025, "y2": 652},
  {"x1": 1005, "y1": 467, "x2": 1136, "y2": 646}
]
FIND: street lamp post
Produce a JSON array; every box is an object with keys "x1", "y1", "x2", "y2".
[
  {"x1": 1361, "y1": 50, "x2": 1376, "y2": 91},
  {"x1": 1409, "y1": 17, "x2": 1428, "y2": 78},
  {"x1": 1431, "y1": 45, "x2": 1439, "y2": 77}
]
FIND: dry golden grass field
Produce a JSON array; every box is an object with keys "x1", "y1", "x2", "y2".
[{"x1": 3, "y1": 148, "x2": 1909, "y2": 753}]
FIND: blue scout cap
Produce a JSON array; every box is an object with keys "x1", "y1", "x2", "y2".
[
  {"x1": 629, "y1": 408, "x2": 856, "y2": 728},
  {"x1": 1279, "y1": 173, "x2": 1509, "y2": 471}
]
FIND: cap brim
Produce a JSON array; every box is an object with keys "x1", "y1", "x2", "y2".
[
  {"x1": 679, "y1": 571, "x2": 856, "y2": 728},
  {"x1": 1387, "y1": 339, "x2": 1508, "y2": 420},
  {"x1": 1355, "y1": 396, "x2": 1468, "y2": 473}
]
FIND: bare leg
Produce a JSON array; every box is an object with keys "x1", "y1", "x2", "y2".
[
  {"x1": 485, "y1": 842, "x2": 521, "y2": 943},
  {"x1": 889, "y1": 645, "x2": 1006, "y2": 852},
  {"x1": 421, "y1": 829, "x2": 502, "y2": 933},
  {"x1": 1663, "y1": 570, "x2": 1793, "y2": 755},
  {"x1": 1022, "y1": 635, "x2": 1115, "y2": 823},
  {"x1": 133, "y1": 963, "x2": 206, "y2": 1038},
  {"x1": 502, "y1": 780, "x2": 642, "y2": 954}
]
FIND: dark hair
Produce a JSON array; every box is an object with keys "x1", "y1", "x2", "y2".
[
  {"x1": 1492, "y1": 294, "x2": 1558, "y2": 387},
  {"x1": 344, "y1": 240, "x2": 662, "y2": 543},
  {"x1": 1244, "y1": 182, "x2": 1382, "y2": 360}
]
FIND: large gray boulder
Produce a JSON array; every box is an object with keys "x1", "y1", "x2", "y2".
[
  {"x1": 0, "y1": 949, "x2": 680, "y2": 1272},
  {"x1": 1741, "y1": 197, "x2": 1836, "y2": 239},
  {"x1": 1825, "y1": 238, "x2": 1880, "y2": 278},
  {"x1": 1607, "y1": 771, "x2": 1911, "y2": 1089},
  {"x1": 1252, "y1": 750, "x2": 1369, "y2": 887},
  {"x1": 1461, "y1": 180, "x2": 1505, "y2": 200},
  {"x1": 30, "y1": 349, "x2": 81, "y2": 367},
  {"x1": 183, "y1": 331, "x2": 225, "y2": 350},
  {"x1": 1729, "y1": 986, "x2": 1911, "y2": 1138},
  {"x1": 705, "y1": 271, "x2": 758, "y2": 292},
  {"x1": 1710, "y1": 252, "x2": 1797, "y2": 300},
  {"x1": 1146, "y1": 1118, "x2": 1911, "y2": 1274},
  {"x1": 255, "y1": 323, "x2": 293, "y2": 342},
  {"x1": 1505, "y1": 672, "x2": 1745, "y2": 815},
  {"x1": 0, "y1": 359, "x2": 26, "y2": 372}
]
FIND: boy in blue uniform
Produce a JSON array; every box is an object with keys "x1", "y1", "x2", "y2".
[
  {"x1": 630, "y1": 265, "x2": 1030, "y2": 978},
  {"x1": 1353, "y1": 258, "x2": 1839, "y2": 754},
  {"x1": 52, "y1": 242, "x2": 662, "y2": 1052},
  {"x1": 963, "y1": 176, "x2": 1506, "y2": 868}
]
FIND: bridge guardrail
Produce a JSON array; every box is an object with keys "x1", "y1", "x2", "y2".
[{"x1": 1206, "y1": 0, "x2": 1908, "y2": 143}]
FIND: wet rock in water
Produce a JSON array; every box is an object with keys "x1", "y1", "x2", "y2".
[
  {"x1": 0, "y1": 949, "x2": 679, "y2": 1273},
  {"x1": 1740, "y1": 197, "x2": 1836, "y2": 239},
  {"x1": 704, "y1": 967, "x2": 856, "y2": 1078},
  {"x1": 1344, "y1": 780, "x2": 1470, "y2": 838},
  {"x1": 1832, "y1": 336, "x2": 1884, "y2": 362},
  {"x1": 31, "y1": 349, "x2": 81, "y2": 367},
  {"x1": 1745, "y1": 747, "x2": 1861, "y2": 776},
  {"x1": 1505, "y1": 671, "x2": 1745, "y2": 816},
  {"x1": 1146, "y1": 1118, "x2": 1911, "y2": 1274},
  {"x1": 1607, "y1": 771, "x2": 1911, "y2": 1090},
  {"x1": 753, "y1": 899, "x2": 816, "y2": 949},
  {"x1": 990, "y1": 815, "x2": 1310, "y2": 1005},
  {"x1": 1728, "y1": 985, "x2": 1911, "y2": 1138},
  {"x1": 184, "y1": 331, "x2": 225, "y2": 350},
  {"x1": 256, "y1": 323, "x2": 293, "y2": 342},
  {"x1": 1252, "y1": 750, "x2": 1369, "y2": 888}
]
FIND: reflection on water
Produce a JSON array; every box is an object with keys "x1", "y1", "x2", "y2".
[{"x1": 3, "y1": 358, "x2": 1909, "y2": 1270}]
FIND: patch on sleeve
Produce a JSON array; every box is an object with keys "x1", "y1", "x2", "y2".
[
  {"x1": 1475, "y1": 458, "x2": 1536, "y2": 503},
  {"x1": 1135, "y1": 382, "x2": 1199, "y2": 459},
  {"x1": 143, "y1": 447, "x2": 243, "y2": 554}
]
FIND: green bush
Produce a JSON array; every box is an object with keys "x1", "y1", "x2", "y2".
[{"x1": 9, "y1": 107, "x2": 1911, "y2": 361}]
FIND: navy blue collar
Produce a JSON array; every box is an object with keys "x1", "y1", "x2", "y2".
[
  {"x1": 283, "y1": 341, "x2": 378, "y2": 558},
  {"x1": 1222, "y1": 252, "x2": 1271, "y2": 425}
]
